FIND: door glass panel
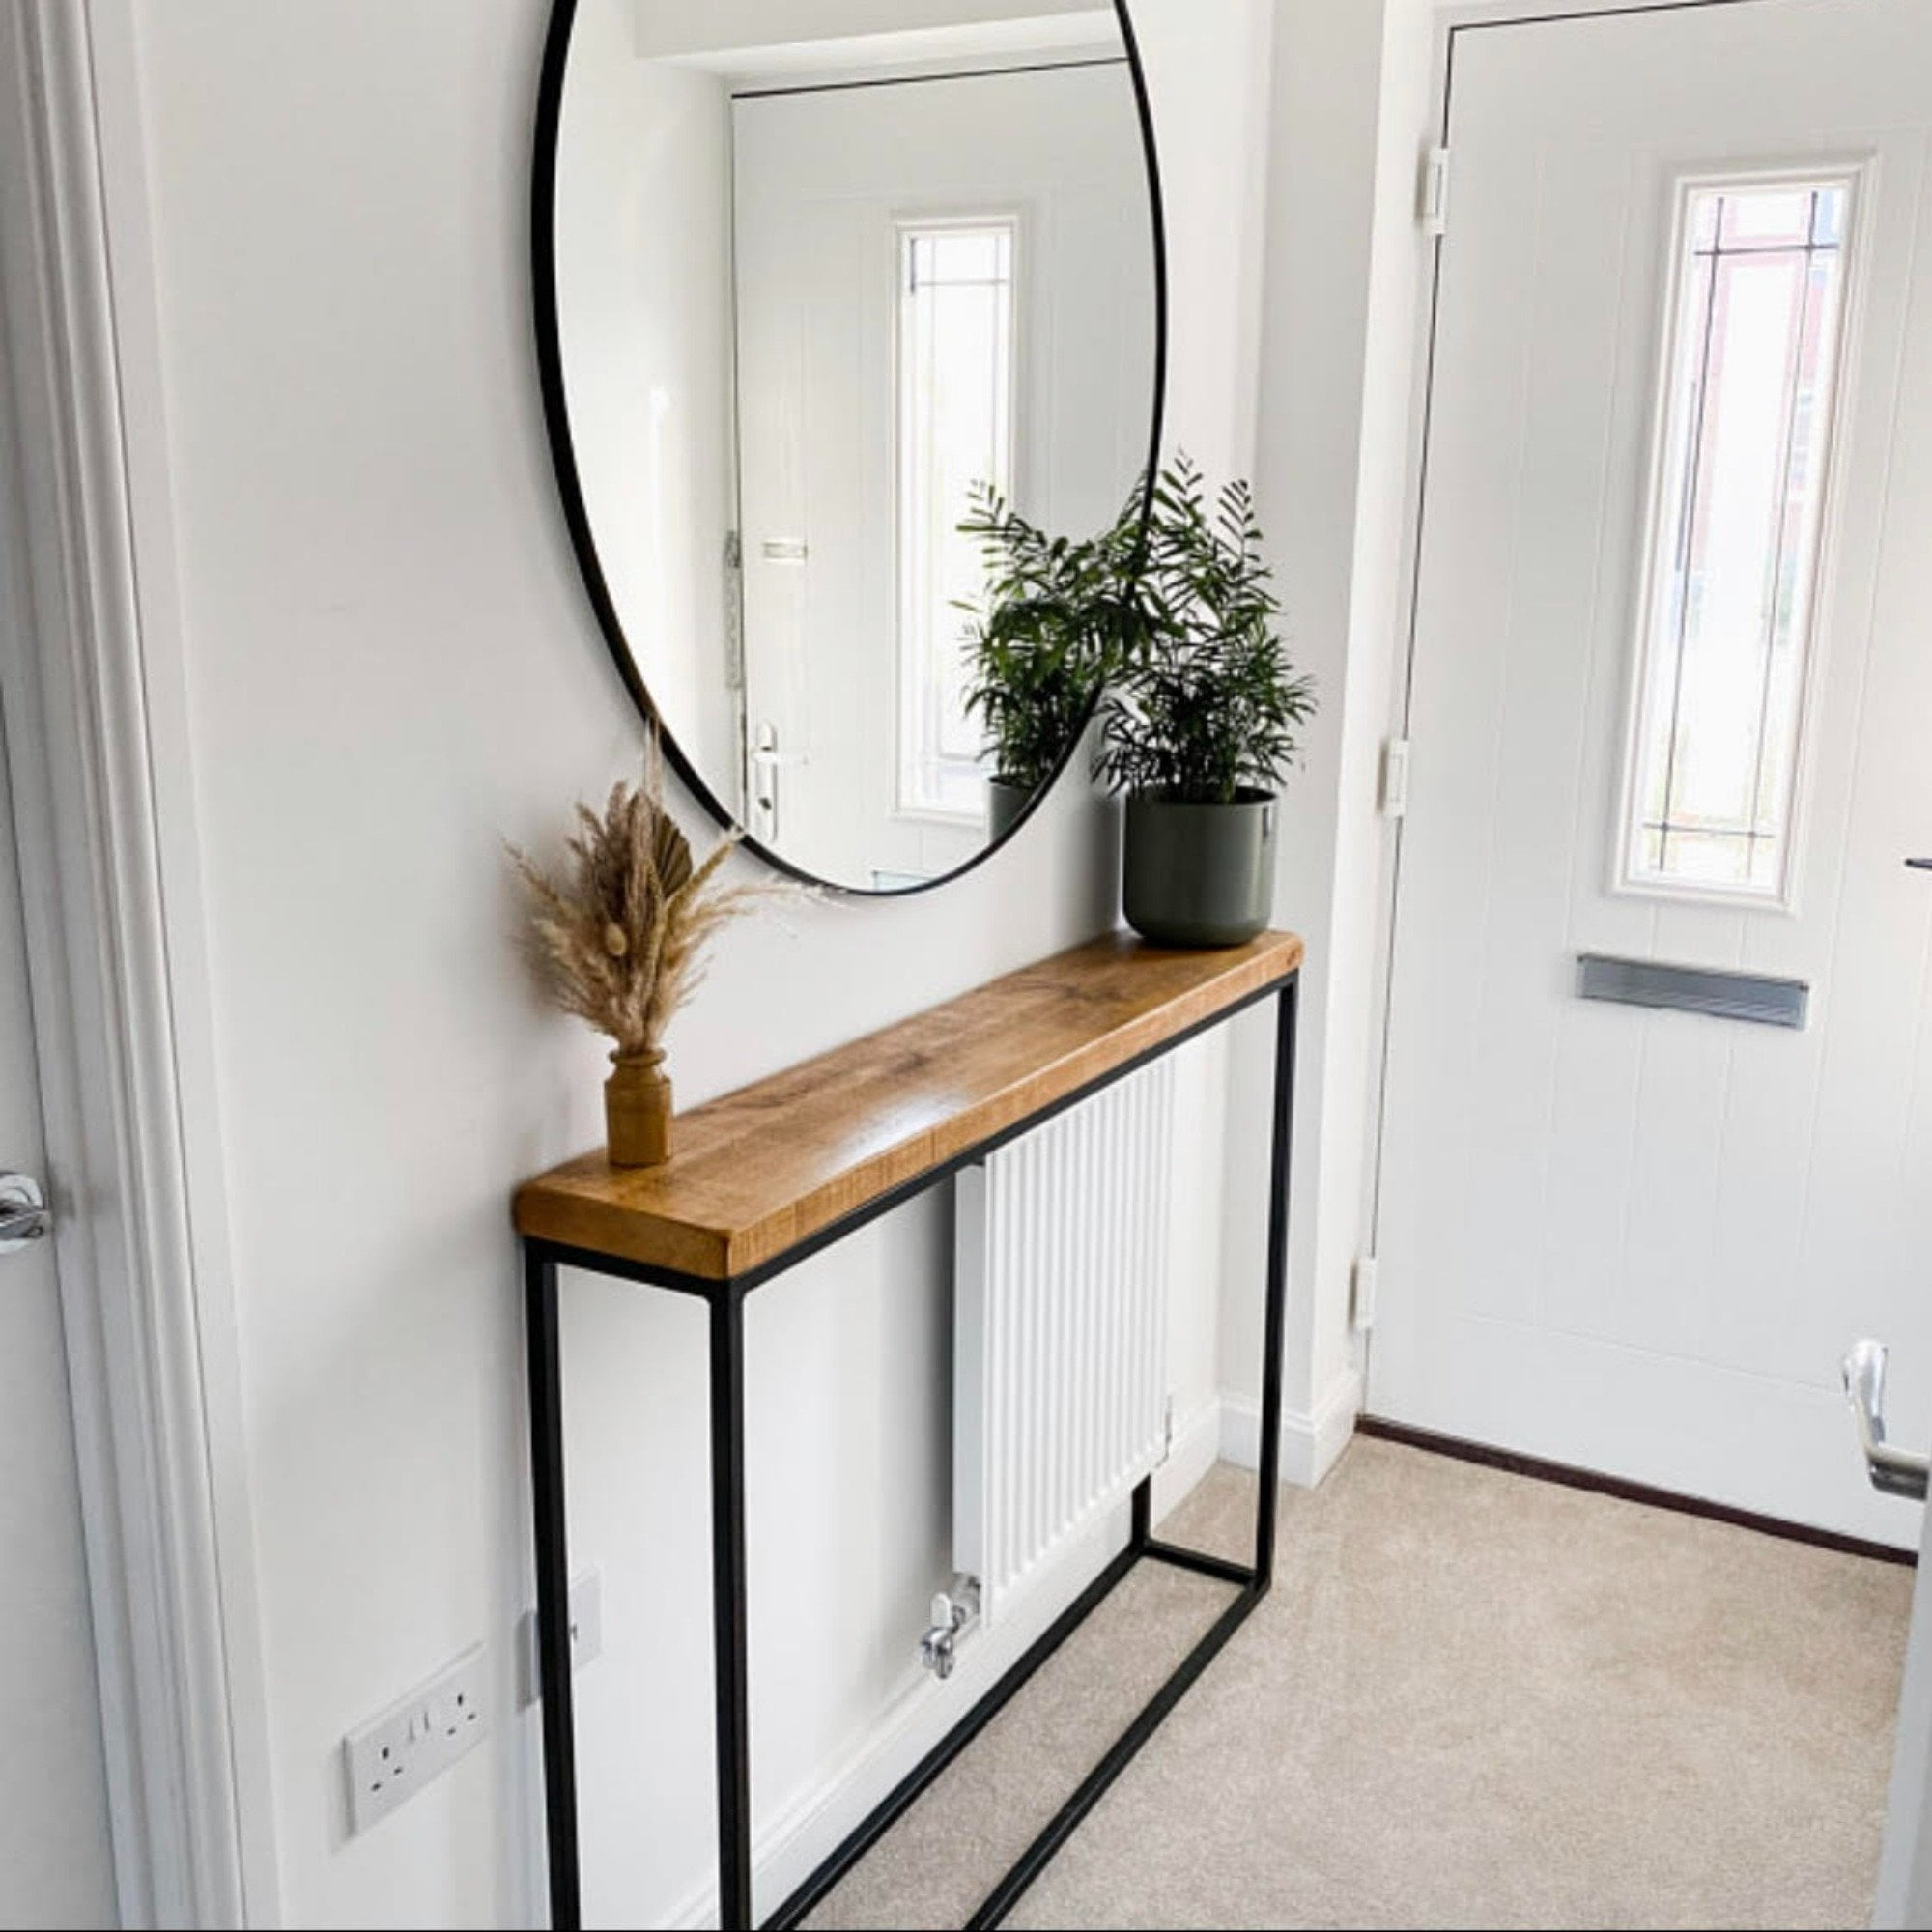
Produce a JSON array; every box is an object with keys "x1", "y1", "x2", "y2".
[
  {"x1": 1622, "y1": 176, "x2": 1854, "y2": 902},
  {"x1": 897, "y1": 219, "x2": 1017, "y2": 821}
]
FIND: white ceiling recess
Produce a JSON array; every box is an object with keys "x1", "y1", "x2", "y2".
[{"x1": 639, "y1": 2, "x2": 1121, "y2": 85}]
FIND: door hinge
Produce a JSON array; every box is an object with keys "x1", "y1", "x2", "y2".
[
  {"x1": 1379, "y1": 737, "x2": 1411, "y2": 820},
  {"x1": 1350, "y1": 1256, "x2": 1378, "y2": 1332},
  {"x1": 1420, "y1": 145, "x2": 1450, "y2": 237}
]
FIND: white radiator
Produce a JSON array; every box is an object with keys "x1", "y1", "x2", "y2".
[{"x1": 952, "y1": 1058, "x2": 1176, "y2": 1629}]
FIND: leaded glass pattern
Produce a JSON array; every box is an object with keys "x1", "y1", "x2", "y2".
[{"x1": 1623, "y1": 178, "x2": 1853, "y2": 900}]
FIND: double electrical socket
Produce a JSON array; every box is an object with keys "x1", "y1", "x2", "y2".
[
  {"x1": 341, "y1": 1569, "x2": 602, "y2": 1836},
  {"x1": 343, "y1": 1644, "x2": 489, "y2": 1836}
]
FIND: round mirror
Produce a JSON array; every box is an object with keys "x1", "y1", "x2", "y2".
[{"x1": 534, "y1": 0, "x2": 1165, "y2": 893}]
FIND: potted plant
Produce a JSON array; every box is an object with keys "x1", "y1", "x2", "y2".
[
  {"x1": 958, "y1": 481, "x2": 1144, "y2": 839},
  {"x1": 1095, "y1": 457, "x2": 1315, "y2": 948}
]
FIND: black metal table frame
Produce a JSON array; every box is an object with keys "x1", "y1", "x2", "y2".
[{"x1": 523, "y1": 970, "x2": 1296, "y2": 1930}]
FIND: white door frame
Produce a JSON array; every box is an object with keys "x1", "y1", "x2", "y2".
[
  {"x1": 1878, "y1": 1492, "x2": 1932, "y2": 1927},
  {"x1": 0, "y1": 5, "x2": 274, "y2": 1924},
  {"x1": 1369, "y1": 1, "x2": 1929, "y2": 1923}
]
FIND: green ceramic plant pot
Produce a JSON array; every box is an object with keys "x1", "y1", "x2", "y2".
[
  {"x1": 987, "y1": 776, "x2": 1033, "y2": 843},
  {"x1": 1122, "y1": 789, "x2": 1276, "y2": 948}
]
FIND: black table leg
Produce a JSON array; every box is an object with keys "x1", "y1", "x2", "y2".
[
  {"x1": 710, "y1": 1283, "x2": 754, "y2": 1929},
  {"x1": 1254, "y1": 977, "x2": 1297, "y2": 1584},
  {"x1": 526, "y1": 1243, "x2": 582, "y2": 1929}
]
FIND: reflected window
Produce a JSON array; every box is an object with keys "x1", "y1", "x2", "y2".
[
  {"x1": 1621, "y1": 177, "x2": 1854, "y2": 902},
  {"x1": 896, "y1": 219, "x2": 1017, "y2": 820}
]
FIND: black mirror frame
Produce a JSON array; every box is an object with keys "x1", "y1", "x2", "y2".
[{"x1": 529, "y1": 0, "x2": 1168, "y2": 895}]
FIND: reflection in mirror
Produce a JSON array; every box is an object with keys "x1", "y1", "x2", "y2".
[{"x1": 546, "y1": 0, "x2": 1159, "y2": 892}]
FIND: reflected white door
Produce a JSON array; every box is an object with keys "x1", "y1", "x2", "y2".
[
  {"x1": 0, "y1": 697, "x2": 117, "y2": 1920},
  {"x1": 732, "y1": 61, "x2": 1151, "y2": 887},
  {"x1": 1372, "y1": 0, "x2": 1932, "y2": 1546}
]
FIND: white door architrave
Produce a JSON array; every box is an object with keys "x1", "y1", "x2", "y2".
[{"x1": 0, "y1": 5, "x2": 273, "y2": 1924}]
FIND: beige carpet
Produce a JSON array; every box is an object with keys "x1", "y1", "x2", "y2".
[{"x1": 806, "y1": 1437, "x2": 1913, "y2": 1930}]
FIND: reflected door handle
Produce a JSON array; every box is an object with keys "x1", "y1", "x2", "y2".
[
  {"x1": 748, "y1": 723, "x2": 787, "y2": 840},
  {"x1": 1842, "y1": 1340, "x2": 1930, "y2": 1501},
  {"x1": 0, "y1": 1173, "x2": 51, "y2": 1256}
]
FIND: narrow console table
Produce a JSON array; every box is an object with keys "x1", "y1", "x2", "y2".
[{"x1": 514, "y1": 929, "x2": 1302, "y2": 1929}]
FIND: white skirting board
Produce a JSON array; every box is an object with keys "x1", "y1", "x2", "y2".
[
  {"x1": 1219, "y1": 1366, "x2": 1363, "y2": 1491},
  {"x1": 1150, "y1": 1391, "x2": 1227, "y2": 1520}
]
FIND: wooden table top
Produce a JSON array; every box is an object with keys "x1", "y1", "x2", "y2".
[{"x1": 513, "y1": 928, "x2": 1302, "y2": 1284}]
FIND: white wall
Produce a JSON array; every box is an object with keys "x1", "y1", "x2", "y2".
[
  {"x1": 1218, "y1": 0, "x2": 1438, "y2": 1477},
  {"x1": 552, "y1": 0, "x2": 740, "y2": 792},
  {"x1": 99, "y1": 0, "x2": 1276, "y2": 1923}
]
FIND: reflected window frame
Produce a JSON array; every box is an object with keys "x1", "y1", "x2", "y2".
[{"x1": 893, "y1": 211, "x2": 1024, "y2": 828}]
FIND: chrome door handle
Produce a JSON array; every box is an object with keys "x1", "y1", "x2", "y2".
[
  {"x1": 1908, "y1": 858, "x2": 1932, "y2": 871},
  {"x1": 0, "y1": 1172, "x2": 51, "y2": 1255},
  {"x1": 1843, "y1": 1340, "x2": 1930, "y2": 1501}
]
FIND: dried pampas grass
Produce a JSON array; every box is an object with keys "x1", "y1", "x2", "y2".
[{"x1": 510, "y1": 741, "x2": 779, "y2": 1062}]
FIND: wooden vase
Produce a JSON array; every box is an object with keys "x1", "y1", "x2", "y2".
[{"x1": 605, "y1": 1050, "x2": 671, "y2": 1168}]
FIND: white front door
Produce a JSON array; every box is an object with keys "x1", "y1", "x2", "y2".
[
  {"x1": 0, "y1": 693, "x2": 117, "y2": 1918},
  {"x1": 1373, "y1": 0, "x2": 1932, "y2": 1546},
  {"x1": 732, "y1": 62, "x2": 1152, "y2": 887}
]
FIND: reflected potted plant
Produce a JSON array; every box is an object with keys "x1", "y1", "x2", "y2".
[
  {"x1": 958, "y1": 481, "x2": 1144, "y2": 840},
  {"x1": 1096, "y1": 457, "x2": 1315, "y2": 948}
]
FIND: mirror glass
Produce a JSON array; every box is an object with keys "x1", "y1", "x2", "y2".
[{"x1": 542, "y1": 0, "x2": 1160, "y2": 891}]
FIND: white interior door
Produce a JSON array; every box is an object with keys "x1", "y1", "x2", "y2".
[
  {"x1": 733, "y1": 61, "x2": 1151, "y2": 886},
  {"x1": 0, "y1": 695, "x2": 117, "y2": 1923},
  {"x1": 1878, "y1": 1491, "x2": 1932, "y2": 1926},
  {"x1": 1373, "y1": 0, "x2": 1932, "y2": 1547}
]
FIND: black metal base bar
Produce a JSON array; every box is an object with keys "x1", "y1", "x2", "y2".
[
  {"x1": 770, "y1": 1520, "x2": 1273, "y2": 1932},
  {"x1": 966, "y1": 1579, "x2": 1265, "y2": 1931},
  {"x1": 1141, "y1": 1540, "x2": 1258, "y2": 1587},
  {"x1": 763, "y1": 1534, "x2": 1145, "y2": 1929}
]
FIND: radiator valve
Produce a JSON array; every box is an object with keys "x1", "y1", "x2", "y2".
[{"x1": 918, "y1": 1577, "x2": 982, "y2": 1681}]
